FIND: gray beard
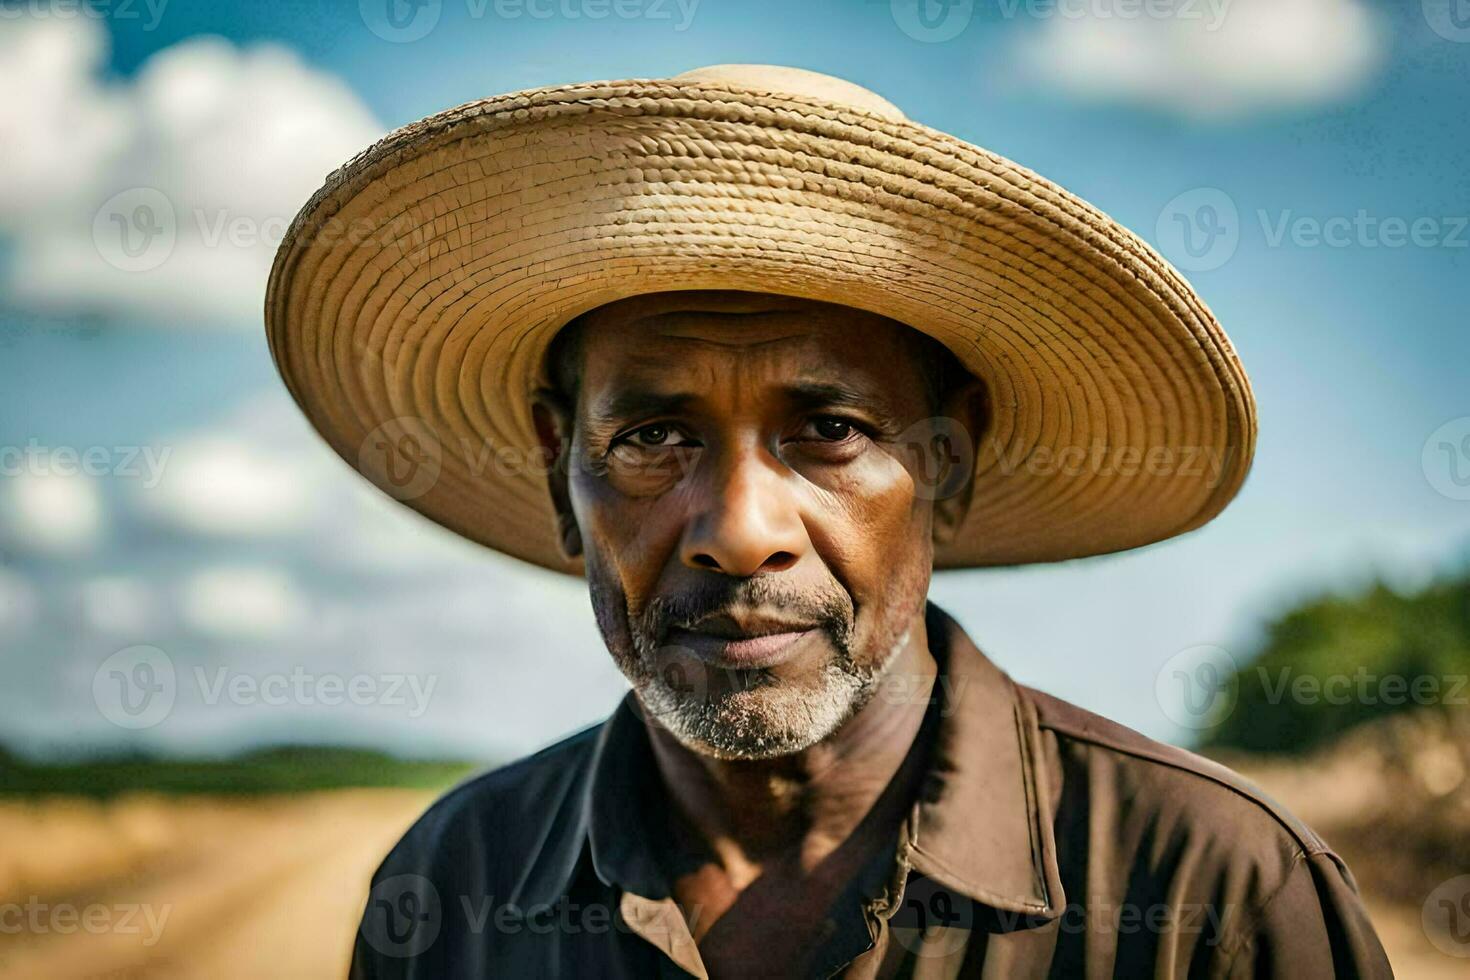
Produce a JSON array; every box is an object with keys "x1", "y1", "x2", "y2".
[{"x1": 626, "y1": 626, "x2": 911, "y2": 760}]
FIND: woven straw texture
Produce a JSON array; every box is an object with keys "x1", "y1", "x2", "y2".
[{"x1": 265, "y1": 66, "x2": 1256, "y2": 575}]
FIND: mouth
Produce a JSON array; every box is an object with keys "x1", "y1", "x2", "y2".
[{"x1": 663, "y1": 612, "x2": 820, "y2": 669}]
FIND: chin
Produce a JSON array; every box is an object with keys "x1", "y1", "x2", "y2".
[{"x1": 637, "y1": 661, "x2": 877, "y2": 760}]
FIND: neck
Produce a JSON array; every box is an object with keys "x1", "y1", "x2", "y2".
[{"x1": 644, "y1": 611, "x2": 937, "y2": 886}]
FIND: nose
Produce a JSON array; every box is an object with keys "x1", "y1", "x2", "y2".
[{"x1": 680, "y1": 442, "x2": 809, "y2": 577}]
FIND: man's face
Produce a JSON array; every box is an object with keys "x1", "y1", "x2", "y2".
[{"x1": 543, "y1": 292, "x2": 969, "y2": 760}]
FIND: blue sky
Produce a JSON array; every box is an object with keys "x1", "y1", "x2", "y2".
[{"x1": 1, "y1": 0, "x2": 1467, "y2": 761}]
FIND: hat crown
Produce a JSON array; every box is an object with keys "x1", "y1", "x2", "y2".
[{"x1": 671, "y1": 64, "x2": 907, "y2": 122}]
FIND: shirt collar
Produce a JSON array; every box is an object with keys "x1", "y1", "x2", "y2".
[
  {"x1": 544, "y1": 599, "x2": 1065, "y2": 920},
  {"x1": 905, "y1": 601, "x2": 1065, "y2": 919}
]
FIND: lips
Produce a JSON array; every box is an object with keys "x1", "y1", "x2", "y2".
[{"x1": 664, "y1": 612, "x2": 820, "y2": 669}]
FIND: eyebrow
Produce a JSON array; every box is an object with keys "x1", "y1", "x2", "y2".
[
  {"x1": 587, "y1": 389, "x2": 701, "y2": 429},
  {"x1": 784, "y1": 381, "x2": 894, "y2": 414}
]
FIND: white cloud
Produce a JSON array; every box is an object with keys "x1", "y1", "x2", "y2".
[
  {"x1": 0, "y1": 18, "x2": 382, "y2": 323},
  {"x1": 140, "y1": 432, "x2": 320, "y2": 537},
  {"x1": 139, "y1": 390, "x2": 496, "y2": 564},
  {"x1": 0, "y1": 19, "x2": 129, "y2": 223},
  {"x1": 4, "y1": 470, "x2": 104, "y2": 554},
  {"x1": 180, "y1": 564, "x2": 306, "y2": 639},
  {"x1": 1010, "y1": 0, "x2": 1384, "y2": 120}
]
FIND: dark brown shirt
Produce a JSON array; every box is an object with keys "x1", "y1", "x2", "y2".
[{"x1": 350, "y1": 602, "x2": 1392, "y2": 978}]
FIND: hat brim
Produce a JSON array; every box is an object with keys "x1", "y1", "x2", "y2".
[{"x1": 265, "y1": 76, "x2": 1255, "y2": 575}]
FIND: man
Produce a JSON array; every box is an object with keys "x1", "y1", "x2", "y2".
[{"x1": 267, "y1": 66, "x2": 1390, "y2": 977}]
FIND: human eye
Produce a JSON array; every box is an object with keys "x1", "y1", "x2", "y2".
[
  {"x1": 614, "y1": 422, "x2": 698, "y2": 449},
  {"x1": 796, "y1": 415, "x2": 869, "y2": 444}
]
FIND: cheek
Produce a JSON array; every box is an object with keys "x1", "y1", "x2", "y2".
[
  {"x1": 570, "y1": 469, "x2": 684, "y2": 612},
  {"x1": 582, "y1": 547, "x2": 632, "y2": 658},
  {"x1": 837, "y1": 457, "x2": 934, "y2": 651},
  {"x1": 804, "y1": 448, "x2": 930, "y2": 586}
]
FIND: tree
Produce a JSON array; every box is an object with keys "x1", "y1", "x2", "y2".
[{"x1": 1202, "y1": 572, "x2": 1470, "y2": 755}]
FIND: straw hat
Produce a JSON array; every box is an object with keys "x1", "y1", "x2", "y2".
[{"x1": 265, "y1": 64, "x2": 1255, "y2": 574}]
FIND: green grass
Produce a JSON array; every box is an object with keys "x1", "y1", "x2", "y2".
[{"x1": 0, "y1": 745, "x2": 484, "y2": 797}]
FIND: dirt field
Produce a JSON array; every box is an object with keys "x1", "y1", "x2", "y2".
[
  {"x1": 0, "y1": 790, "x2": 431, "y2": 978},
  {"x1": 0, "y1": 780, "x2": 1459, "y2": 978}
]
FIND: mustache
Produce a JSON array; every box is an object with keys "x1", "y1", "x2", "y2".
[{"x1": 637, "y1": 577, "x2": 854, "y2": 652}]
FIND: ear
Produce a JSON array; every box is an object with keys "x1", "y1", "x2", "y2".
[
  {"x1": 531, "y1": 386, "x2": 583, "y2": 561},
  {"x1": 931, "y1": 377, "x2": 987, "y2": 546}
]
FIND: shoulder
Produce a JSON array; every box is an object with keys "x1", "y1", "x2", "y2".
[
  {"x1": 372, "y1": 722, "x2": 604, "y2": 889},
  {"x1": 1020, "y1": 685, "x2": 1391, "y2": 977},
  {"x1": 1022, "y1": 683, "x2": 1329, "y2": 861},
  {"x1": 350, "y1": 725, "x2": 608, "y2": 976}
]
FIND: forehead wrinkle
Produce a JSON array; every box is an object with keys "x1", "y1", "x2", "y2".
[
  {"x1": 655, "y1": 332, "x2": 805, "y2": 351},
  {"x1": 639, "y1": 306, "x2": 809, "y2": 327},
  {"x1": 598, "y1": 335, "x2": 771, "y2": 396},
  {"x1": 635, "y1": 307, "x2": 824, "y2": 349}
]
